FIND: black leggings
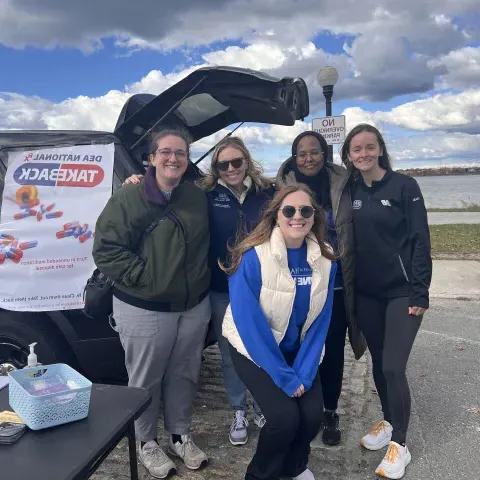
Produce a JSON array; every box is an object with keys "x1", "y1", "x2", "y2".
[
  {"x1": 319, "y1": 289, "x2": 348, "y2": 411},
  {"x1": 229, "y1": 344, "x2": 324, "y2": 480},
  {"x1": 356, "y1": 295, "x2": 422, "y2": 444}
]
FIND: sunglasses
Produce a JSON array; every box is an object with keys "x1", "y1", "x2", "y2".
[
  {"x1": 216, "y1": 158, "x2": 244, "y2": 171},
  {"x1": 281, "y1": 205, "x2": 315, "y2": 219}
]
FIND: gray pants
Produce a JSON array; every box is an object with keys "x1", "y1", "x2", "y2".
[
  {"x1": 210, "y1": 291, "x2": 261, "y2": 414},
  {"x1": 112, "y1": 295, "x2": 211, "y2": 442}
]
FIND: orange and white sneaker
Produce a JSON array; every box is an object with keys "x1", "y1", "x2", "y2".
[
  {"x1": 376, "y1": 441, "x2": 411, "y2": 479},
  {"x1": 360, "y1": 420, "x2": 392, "y2": 450}
]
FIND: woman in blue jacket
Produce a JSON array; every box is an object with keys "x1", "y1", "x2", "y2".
[
  {"x1": 221, "y1": 184, "x2": 337, "y2": 480},
  {"x1": 198, "y1": 136, "x2": 274, "y2": 445}
]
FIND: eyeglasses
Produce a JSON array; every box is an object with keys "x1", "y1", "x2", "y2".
[
  {"x1": 154, "y1": 149, "x2": 188, "y2": 160},
  {"x1": 216, "y1": 158, "x2": 244, "y2": 171},
  {"x1": 281, "y1": 205, "x2": 315, "y2": 219},
  {"x1": 295, "y1": 150, "x2": 323, "y2": 161}
]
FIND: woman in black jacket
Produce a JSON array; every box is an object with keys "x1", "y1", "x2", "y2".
[{"x1": 341, "y1": 124, "x2": 432, "y2": 480}]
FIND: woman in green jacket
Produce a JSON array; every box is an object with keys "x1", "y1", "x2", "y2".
[{"x1": 93, "y1": 127, "x2": 211, "y2": 479}]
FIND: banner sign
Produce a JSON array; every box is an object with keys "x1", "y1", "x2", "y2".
[{"x1": 0, "y1": 144, "x2": 114, "y2": 311}]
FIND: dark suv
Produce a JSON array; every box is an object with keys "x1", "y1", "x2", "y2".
[{"x1": 0, "y1": 66, "x2": 309, "y2": 383}]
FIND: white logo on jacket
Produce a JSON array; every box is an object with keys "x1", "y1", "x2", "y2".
[
  {"x1": 381, "y1": 200, "x2": 392, "y2": 206},
  {"x1": 353, "y1": 200, "x2": 362, "y2": 209},
  {"x1": 214, "y1": 193, "x2": 230, "y2": 202}
]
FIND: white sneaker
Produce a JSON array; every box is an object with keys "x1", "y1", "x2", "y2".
[
  {"x1": 360, "y1": 420, "x2": 393, "y2": 450},
  {"x1": 293, "y1": 468, "x2": 315, "y2": 479},
  {"x1": 168, "y1": 434, "x2": 208, "y2": 470},
  {"x1": 229, "y1": 410, "x2": 249, "y2": 445},
  {"x1": 253, "y1": 413, "x2": 266, "y2": 428},
  {"x1": 376, "y1": 441, "x2": 412, "y2": 479},
  {"x1": 139, "y1": 441, "x2": 176, "y2": 479}
]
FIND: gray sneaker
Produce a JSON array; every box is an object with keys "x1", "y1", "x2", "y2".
[
  {"x1": 168, "y1": 434, "x2": 208, "y2": 470},
  {"x1": 229, "y1": 410, "x2": 249, "y2": 445},
  {"x1": 139, "y1": 441, "x2": 176, "y2": 479},
  {"x1": 254, "y1": 413, "x2": 266, "y2": 428}
]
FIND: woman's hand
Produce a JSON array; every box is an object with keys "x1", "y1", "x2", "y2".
[
  {"x1": 123, "y1": 174, "x2": 144, "y2": 186},
  {"x1": 409, "y1": 306, "x2": 427, "y2": 316},
  {"x1": 292, "y1": 384, "x2": 305, "y2": 398}
]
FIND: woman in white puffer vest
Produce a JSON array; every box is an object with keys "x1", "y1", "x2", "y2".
[{"x1": 221, "y1": 184, "x2": 337, "y2": 480}]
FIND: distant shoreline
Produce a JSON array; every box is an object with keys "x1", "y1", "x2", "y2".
[{"x1": 396, "y1": 166, "x2": 480, "y2": 177}]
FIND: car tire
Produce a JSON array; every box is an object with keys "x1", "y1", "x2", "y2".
[{"x1": 0, "y1": 310, "x2": 76, "y2": 374}]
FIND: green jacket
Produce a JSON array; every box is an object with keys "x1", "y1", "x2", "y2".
[
  {"x1": 92, "y1": 168, "x2": 210, "y2": 312},
  {"x1": 276, "y1": 159, "x2": 367, "y2": 360}
]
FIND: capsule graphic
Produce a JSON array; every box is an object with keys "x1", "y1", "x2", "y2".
[
  {"x1": 14, "y1": 211, "x2": 30, "y2": 220},
  {"x1": 63, "y1": 221, "x2": 79, "y2": 230},
  {"x1": 79, "y1": 230, "x2": 92, "y2": 244},
  {"x1": 45, "y1": 203, "x2": 55, "y2": 212},
  {"x1": 29, "y1": 209, "x2": 37, "y2": 216},
  {"x1": 46, "y1": 211, "x2": 63, "y2": 219},
  {"x1": 19, "y1": 241, "x2": 38, "y2": 250},
  {"x1": 11, "y1": 240, "x2": 18, "y2": 248},
  {"x1": 0, "y1": 253, "x2": 5, "y2": 264},
  {"x1": 56, "y1": 230, "x2": 74, "y2": 239},
  {"x1": 73, "y1": 225, "x2": 83, "y2": 238},
  {"x1": 40, "y1": 204, "x2": 46, "y2": 214},
  {"x1": 80, "y1": 224, "x2": 89, "y2": 235},
  {"x1": 0, "y1": 233, "x2": 14, "y2": 240},
  {"x1": 6, "y1": 248, "x2": 23, "y2": 260},
  {"x1": 37, "y1": 211, "x2": 43, "y2": 221}
]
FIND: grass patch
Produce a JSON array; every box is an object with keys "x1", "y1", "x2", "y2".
[
  {"x1": 430, "y1": 224, "x2": 480, "y2": 255},
  {"x1": 428, "y1": 201, "x2": 480, "y2": 212}
]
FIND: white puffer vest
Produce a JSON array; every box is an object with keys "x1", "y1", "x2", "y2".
[{"x1": 223, "y1": 227, "x2": 332, "y2": 363}]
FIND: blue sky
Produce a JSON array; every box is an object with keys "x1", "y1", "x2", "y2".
[{"x1": 0, "y1": 0, "x2": 479, "y2": 170}]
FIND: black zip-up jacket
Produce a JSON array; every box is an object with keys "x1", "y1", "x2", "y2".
[{"x1": 351, "y1": 169, "x2": 432, "y2": 308}]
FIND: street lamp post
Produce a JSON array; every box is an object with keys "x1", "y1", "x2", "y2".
[{"x1": 317, "y1": 66, "x2": 339, "y2": 161}]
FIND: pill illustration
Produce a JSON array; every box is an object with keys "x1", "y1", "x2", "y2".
[
  {"x1": 29, "y1": 209, "x2": 37, "y2": 216},
  {"x1": 63, "y1": 221, "x2": 79, "y2": 230},
  {"x1": 73, "y1": 225, "x2": 83, "y2": 238},
  {"x1": 0, "y1": 233, "x2": 14, "y2": 240},
  {"x1": 37, "y1": 211, "x2": 43, "y2": 221},
  {"x1": 6, "y1": 248, "x2": 23, "y2": 260},
  {"x1": 79, "y1": 230, "x2": 92, "y2": 243},
  {"x1": 46, "y1": 211, "x2": 63, "y2": 219},
  {"x1": 19, "y1": 241, "x2": 38, "y2": 250},
  {"x1": 14, "y1": 212, "x2": 30, "y2": 220},
  {"x1": 11, "y1": 240, "x2": 18, "y2": 248},
  {"x1": 0, "y1": 253, "x2": 5, "y2": 264},
  {"x1": 45, "y1": 203, "x2": 55, "y2": 212},
  {"x1": 56, "y1": 230, "x2": 74, "y2": 239},
  {"x1": 40, "y1": 204, "x2": 46, "y2": 214}
]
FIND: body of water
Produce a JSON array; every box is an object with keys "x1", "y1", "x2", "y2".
[{"x1": 415, "y1": 175, "x2": 480, "y2": 209}]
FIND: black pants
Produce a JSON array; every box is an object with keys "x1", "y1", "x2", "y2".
[
  {"x1": 356, "y1": 295, "x2": 422, "y2": 444},
  {"x1": 319, "y1": 289, "x2": 348, "y2": 411},
  {"x1": 229, "y1": 344, "x2": 324, "y2": 480}
]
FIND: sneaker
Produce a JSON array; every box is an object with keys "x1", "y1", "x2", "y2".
[
  {"x1": 229, "y1": 410, "x2": 249, "y2": 446},
  {"x1": 322, "y1": 412, "x2": 341, "y2": 446},
  {"x1": 293, "y1": 468, "x2": 315, "y2": 479},
  {"x1": 139, "y1": 441, "x2": 176, "y2": 479},
  {"x1": 360, "y1": 420, "x2": 393, "y2": 451},
  {"x1": 375, "y1": 441, "x2": 412, "y2": 479},
  {"x1": 253, "y1": 413, "x2": 266, "y2": 428},
  {"x1": 168, "y1": 434, "x2": 208, "y2": 470}
]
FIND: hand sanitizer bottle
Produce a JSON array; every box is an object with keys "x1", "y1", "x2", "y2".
[{"x1": 27, "y1": 342, "x2": 38, "y2": 368}]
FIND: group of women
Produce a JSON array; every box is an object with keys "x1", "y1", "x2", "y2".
[{"x1": 92, "y1": 120, "x2": 432, "y2": 480}]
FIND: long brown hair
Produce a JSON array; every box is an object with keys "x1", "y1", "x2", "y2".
[
  {"x1": 198, "y1": 136, "x2": 272, "y2": 192},
  {"x1": 220, "y1": 184, "x2": 337, "y2": 275}
]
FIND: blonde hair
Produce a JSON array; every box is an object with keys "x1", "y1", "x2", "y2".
[
  {"x1": 220, "y1": 184, "x2": 337, "y2": 275},
  {"x1": 197, "y1": 136, "x2": 272, "y2": 192}
]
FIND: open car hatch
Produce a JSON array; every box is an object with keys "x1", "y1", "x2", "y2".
[{"x1": 113, "y1": 66, "x2": 310, "y2": 152}]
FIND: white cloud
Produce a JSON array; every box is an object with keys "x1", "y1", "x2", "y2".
[{"x1": 429, "y1": 46, "x2": 480, "y2": 89}]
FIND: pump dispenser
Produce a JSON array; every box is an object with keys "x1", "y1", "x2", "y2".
[{"x1": 27, "y1": 342, "x2": 38, "y2": 368}]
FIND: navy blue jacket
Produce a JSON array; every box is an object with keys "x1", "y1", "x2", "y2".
[{"x1": 206, "y1": 183, "x2": 274, "y2": 293}]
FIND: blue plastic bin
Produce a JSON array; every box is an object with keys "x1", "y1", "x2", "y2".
[{"x1": 8, "y1": 363, "x2": 92, "y2": 430}]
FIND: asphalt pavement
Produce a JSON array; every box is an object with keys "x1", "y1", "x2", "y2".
[{"x1": 428, "y1": 212, "x2": 480, "y2": 224}]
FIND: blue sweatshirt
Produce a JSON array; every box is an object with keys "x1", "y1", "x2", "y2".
[{"x1": 228, "y1": 247, "x2": 337, "y2": 396}]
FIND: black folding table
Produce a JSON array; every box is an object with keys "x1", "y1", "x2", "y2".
[{"x1": 0, "y1": 383, "x2": 151, "y2": 480}]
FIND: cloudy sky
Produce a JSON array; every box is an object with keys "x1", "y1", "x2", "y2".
[{"x1": 0, "y1": 0, "x2": 479, "y2": 172}]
